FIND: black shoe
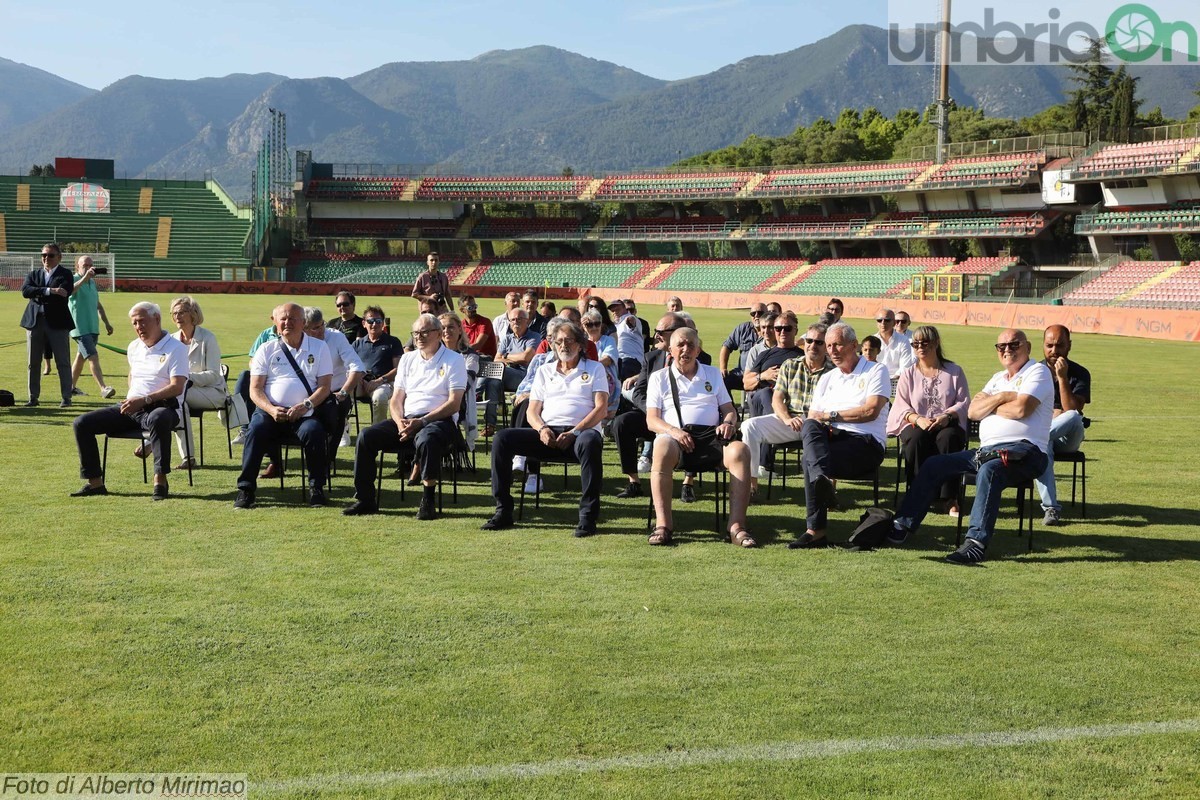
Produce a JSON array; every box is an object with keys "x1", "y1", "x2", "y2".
[
  {"x1": 788, "y1": 531, "x2": 828, "y2": 550},
  {"x1": 573, "y1": 523, "x2": 597, "y2": 538},
  {"x1": 70, "y1": 483, "x2": 108, "y2": 497},
  {"x1": 23, "y1": 399, "x2": 39, "y2": 407},
  {"x1": 615, "y1": 482, "x2": 643, "y2": 499},
  {"x1": 342, "y1": 500, "x2": 379, "y2": 516},
  {"x1": 308, "y1": 487, "x2": 327, "y2": 507},
  {"x1": 417, "y1": 497, "x2": 436, "y2": 520},
  {"x1": 58, "y1": 399, "x2": 72, "y2": 409},
  {"x1": 681, "y1": 483, "x2": 697, "y2": 503},
  {"x1": 233, "y1": 490, "x2": 256, "y2": 509},
  {"x1": 812, "y1": 475, "x2": 836, "y2": 510},
  {"x1": 481, "y1": 512, "x2": 514, "y2": 531},
  {"x1": 946, "y1": 538, "x2": 986, "y2": 566},
  {"x1": 152, "y1": 481, "x2": 169, "y2": 501}
]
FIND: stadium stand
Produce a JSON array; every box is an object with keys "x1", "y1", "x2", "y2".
[
  {"x1": 943, "y1": 256, "x2": 1021, "y2": 275},
  {"x1": 1070, "y1": 138, "x2": 1200, "y2": 180},
  {"x1": 290, "y1": 254, "x2": 466, "y2": 285},
  {"x1": 789, "y1": 258, "x2": 951, "y2": 298},
  {"x1": 592, "y1": 171, "x2": 754, "y2": 200},
  {"x1": 0, "y1": 176, "x2": 250, "y2": 279},
  {"x1": 1061, "y1": 261, "x2": 1178, "y2": 305},
  {"x1": 650, "y1": 259, "x2": 802, "y2": 292},
  {"x1": 307, "y1": 177, "x2": 409, "y2": 200},
  {"x1": 1119, "y1": 262, "x2": 1200, "y2": 308},
  {"x1": 1074, "y1": 204, "x2": 1200, "y2": 234},
  {"x1": 919, "y1": 152, "x2": 1046, "y2": 188},
  {"x1": 599, "y1": 216, "x2": 741, "y2": 239},
  {"x1": 469, "y1": 259, "x2": 657, "y2": 288},
  {"x1": 867, "y1": 210, "x2": 1054, "y2": 238},
  {"x1": 469, "y1": 216, "x2": 589, "y2": 239},
  {"x1": 751, "y1": 162, "x2": 929, "y2": 197},
  {"x1": 742, "y1": 214, "x2": 868, "y2": 238},
  {"x1": 413, "y1": 176, "x2": 590, "y2": 201}
]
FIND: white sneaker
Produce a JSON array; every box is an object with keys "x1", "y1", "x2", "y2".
[
  {"x1": 523, "y1": 474, "x2": 543, "y2": 494},
  {"x1": 232, "y1": 429, "x2": 247, "y2": 445},
  {"x1": 101, "y1": 386, "x2": 116, "y2": 399},
  {"x1": 339, "y1": 432, "x2": 351, "y2": 448},
  {"x1": 512, "y1": 455, "x2": 527, "y2": 474},
  {"x1": 757, "y1": 466, "x2": 773, "y2": 480},
  {"x1": 637, "y1": 456, "x2": 652, "y2": 474}
]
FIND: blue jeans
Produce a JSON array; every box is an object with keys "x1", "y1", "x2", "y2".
[
  {"x1": 895, "y1": 441, "x2": 1048, "y2": 546},
  {"x1": 237, "y1": 408, "x2": 329, "y2": 492},
  {"x1": 1034, "y1": 411, "x2": 1086, "y2": 512}
]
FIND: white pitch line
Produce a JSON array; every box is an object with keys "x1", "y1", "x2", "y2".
[{"x1": 258, "y1": 718, "x2": 1200, "y2": 794}]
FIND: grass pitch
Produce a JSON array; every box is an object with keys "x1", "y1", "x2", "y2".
[{"x1": 1, "y1": 291, "x2": 1198, "y2": 798}]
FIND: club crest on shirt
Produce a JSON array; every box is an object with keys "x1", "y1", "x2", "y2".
[
  {"x1": 857, "y1": 378, "x2": 865, "y2": 390},
  {"x1": 1013, "y1": 377, "x2": 1023, "y2": 388},
  {"x1": 159, "y1": 355, "x2": 166, "y2": 364},
  {"x1": 307, "y1": 354, "x2": 315, "y2": 365},
  {"x1": 438, "y1": 365, "x2": 446, "y2": 378},
  {"x1": 581, "y1": 372, "x2": 592, "y2": 383},
  {"x1": 704, "y1": 381, "x2": 712, "y2": 392}
]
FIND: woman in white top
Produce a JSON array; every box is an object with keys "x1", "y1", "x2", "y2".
[
  {"x1": 582, "y1": 309, "x2": 620, "y2": 415},
  {"x1": 169, "y1": 296, "x2": 228, "y2": 468}
]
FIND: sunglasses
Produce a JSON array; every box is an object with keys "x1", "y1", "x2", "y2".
[
  {"x1": 773, "y1": 325, "x2": 794, "y2": 333},
  {"x1": 876, "y1": 318, "x2": 894, "y2": 324},
  {"x1": 41, "y1": 253, "x2": 57, "y2": 259},
  {"x1": 336, "y1": 302, "x2": 352, "y2": 309},
  {"x1": 911, "y1": 340, "x2": 933, "y2": 348},
  {"x1": 364, "y1": 318, "x2": 384, "y2": 325},
  {"x1": 412, "y1": 328, "x2": 438, "y2": 337},
  {"x1": 654, "y1": 326, "x2": 682, "y2": 338},
  {"x1": 803, "y1": 337, "x2": 825, "y2": 345},
  {"x1": 995, "y1": 341, "x2": 1024, "y2": 353},
  {"x1": 749, "y1": 310, "x2": 764, "y2": 317},
  {"x1": 583, "y1": 321, "x2": 601, "y2": 328}
]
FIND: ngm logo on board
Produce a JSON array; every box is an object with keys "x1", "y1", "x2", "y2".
[
  {"x1": 59, "y1": 183, "x2": 110, "y2": 213},
  {"x1": 888, "y1": 1, "x2": 1199, "y2": 65}
]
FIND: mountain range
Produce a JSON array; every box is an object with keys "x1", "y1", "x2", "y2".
[{"x1": 3, "y1": 25, "x2": 1199, "y2": 198}]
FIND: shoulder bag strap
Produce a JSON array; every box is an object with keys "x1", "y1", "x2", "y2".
[
  {"x1": 278, "y1": 342, "x2": 314, "y2": 396},
  {"x1": 667, "y1": 364, "x2": 685, "y2": 429}
]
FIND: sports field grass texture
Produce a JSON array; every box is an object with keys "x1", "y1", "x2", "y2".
[{"x1": 1, "y1": 291, "x2": 1198, "y2": 799}]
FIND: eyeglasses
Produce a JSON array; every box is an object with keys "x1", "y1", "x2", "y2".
[
  {"x1": 911, "y1": 339, "x2": 933, "y2": 348},
  {"x1": 995, "y1": 341, "x2": 1024, "y2": 353},
  {"x1": 552, "y1": 339, "x2": 577, "y2": 347},
  {"x1": 876, "y1": 318, "x2": 894, "y2": 324},
  {"x1": 803, "y1": 337, "x2": 825, "y2": 345},
  {"x1": 364, "y1": 318, "x2": 384, "y2": 325},
  {"x1": 773, "y1": 325, "x2": 794, "y2": 333},
  {"x1": 335, "y1": 302, "x2": 352, "y2": 309},
  {"x1": 412, "y1": 328, "x2": 438, "y2": 337}
]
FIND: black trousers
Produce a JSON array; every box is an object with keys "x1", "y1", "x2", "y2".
[
  {"x1": 898, "y1": 422, "x2": 967, "y2": 500},
  {"x1": 238, "y1": 409, "x2": 329, "y2": 492},
  {"x1": 352, "y1": 417, "x2": 457, "y2": 502},
  {"x1": 491, "y1": 427, "x2": 603, "y2": 526},
  {"x1": 800, "y1": 419, "x2": 885, "y2": 531},
  {"x1": 74, "y1": 404, "x2": 179, "y2": 480},
  {"x1": 612, "y1": 408, "x2": 650, "y2": 474}
]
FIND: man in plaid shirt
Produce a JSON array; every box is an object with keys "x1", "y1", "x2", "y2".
[{"x1": 740, "y1": 321, "x2": 834, "y2": 495}]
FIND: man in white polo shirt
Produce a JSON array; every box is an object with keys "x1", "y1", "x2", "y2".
[
  {"x1": 303, "y1": 305, "x2": 364, "y2": 450},
  {"x1": 482, "y1": 319, "x2": 608, "y2": 537},
  {"x1": 235, "y1": 302, "x2": 334, "y2": 509},
  {"x1": 890, "y1": 329, "x2": 1052, "y2": 565},
  {"x1": 343, "y1": 313, "x2": 467, "y2": 520},
  {"x1": 793, "y1": 321, "x2": 890, "y2": 549},
  {"x1": 71, "y1": 301, "x2": 189, "y2": 500},
  {"x1": 874, "y1": 307, "x2": 914, "y2": 377}
]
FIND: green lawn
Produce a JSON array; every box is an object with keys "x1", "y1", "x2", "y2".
[{"x1": 1, "y1": 291, "x2": 1198, "y2": 799}]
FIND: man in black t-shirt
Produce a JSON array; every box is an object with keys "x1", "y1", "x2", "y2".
[
  {"x1": 329, "y1": 290, "x2": 365, "y2": 344},
  {"x1": 352, "y1": 305, "x2": 404, "y2": 425},
  {"x1": 1035, "y1": 324, "x2": 1091, "y2": 526}
]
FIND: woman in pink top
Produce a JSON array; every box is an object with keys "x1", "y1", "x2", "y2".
[{"x1": 886, "y1": 325, "x2": 970, "y2": 515}]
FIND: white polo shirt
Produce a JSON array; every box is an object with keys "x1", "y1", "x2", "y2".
[
  {"x1": 395, "y1": 344, "x2": 468, "y2": 419},
  {"x1": 126, "y1": 333, "x2": 190, "y2": 403},
  {"x1": 646, "y1": 362, "x2": 731, "y2": 428},
  {"x1": 811, "y1": 356, "x2": 891, "y2": 446},
  {"x1": 530, "y1": 357, "x2": 608, "y2": 429},
  {"x1": 979, "y1": 358, "x2": 1054, "y2": 454},
  {"x1": 250, "y1": 335, "x2": 333, "y2": 416},
  {"x1": 322, "y1": 327, "x2": 363, "y2": 392},
  {"x1": 878, "y1": 330, "x2": 915, "y2": 376}
]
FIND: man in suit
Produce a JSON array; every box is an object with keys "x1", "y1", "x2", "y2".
[{"x1": 20, "y1": 243, "x2": 75, "y2": 407}]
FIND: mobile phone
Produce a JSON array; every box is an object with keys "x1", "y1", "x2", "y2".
[{"x1": 93, "y1": 267, "x2": 109, "y2": 275}]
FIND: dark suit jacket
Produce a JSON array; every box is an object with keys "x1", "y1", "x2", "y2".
[
  {"x1": 20, "y1": 265, "x2": 75, "y2": 330},
  {"x1": 631, "y1": 347, "x2": 712, "y2": 413}
]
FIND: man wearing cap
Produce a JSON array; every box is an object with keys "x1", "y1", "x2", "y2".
[{"x1": 610, "y1": 299, "x2": 645, "y2": 380}]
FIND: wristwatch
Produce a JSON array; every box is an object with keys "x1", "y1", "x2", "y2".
[
  {"x1": 829, "y1": 410, "x2": 840, "y2": 423},
  {"x1": 303, "y1": 399, "x2": 314, "y2": 410}
]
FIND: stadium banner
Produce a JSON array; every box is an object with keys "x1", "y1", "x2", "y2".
[
  {"x1": 1041, "y1": 170, "x2": 1076, "y2": 204},
  {"x1": 59, "y1": 182, "x2": 111, "y2": 213}
]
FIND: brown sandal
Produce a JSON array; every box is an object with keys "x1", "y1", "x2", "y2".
[
  {"x1": 729, "y1": 525, "x2": 757, "y2": 548},
  {"x1": 648, "y1": 526, "x2": 673, "y2": 546}
]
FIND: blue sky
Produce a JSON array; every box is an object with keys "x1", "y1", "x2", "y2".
[{"x1": 1, "y1": 0, "x2": 1197, "y2": 89}]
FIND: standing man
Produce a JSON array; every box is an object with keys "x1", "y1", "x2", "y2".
[
  {"x1": 68, "y1": 254, "x2": 116, "y2": 398},
  {"x1": 890, "y1": 329, "x2": 1052, "y2": 565},
  {"x1": 1035, "y1": 325, "x2": 1090, "y2": 526},
  {"x1": 344, "y1": 313, "x2": 467, "y2": 519},
  {"x1": 411, "y1": 251, "x2": 453, "y2": 314},
  {"x1": 329, "y1": 291, "x2": 366, "y2": 344},
  {"x1": 20, "y1": 243, "x2": 75, "y2": 407},
  {"x1": 71, "y1": 302, "x2": 189, "y2": 500},
  {"x1": 234, "y1": 303, "x2": 334, "y2": 509},
  {"x1": 352, "y1": 305, "x2": 404, "y2": 424},
  {"x1": 718, "y1": 302, "x2": 766, "y2": 392},
  {"x1": 874, "y1": 307, "x2": 914, "y2": 377},
  {"x1": 792, "y1": 322, "x2": 890, "y2": 549}
]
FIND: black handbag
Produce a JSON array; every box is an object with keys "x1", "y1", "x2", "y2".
[{"x1": 667, "y1": 366, "x2": 739, "y2": 445}]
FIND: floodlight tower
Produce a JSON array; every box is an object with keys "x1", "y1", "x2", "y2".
[{"x1": 933, "y1": 0, "x2": 953, "y2": 163}]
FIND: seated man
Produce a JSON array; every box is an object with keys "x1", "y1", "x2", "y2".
[
  {"x1": 303, "y1": 306, "x2": 364, "y2": 450},
  {"x1": 71, "y1": 301, "x2": 189, "y2": 500},
  {"x1": 352, "y1": 305, "x2": 403, "y2": 424},
  {"x1": 890, "y1": 329, "x2": 1053, "y2": 565},
  {"x1": 646, "y1": 327, "x2": 755, "y2": 547},
  {"x1": 459, "y1": 295, "x2": 495, "y2": 360},
  {"x1": 344, "y1": 313, "x2": 467, "y2": 519},
  {"x1": 481, "y1": 320, "x2": 608, "y2": 537},
  {"x1": 717, "y1": 303, "x2": 765, "y2": 392},
  {"x1": 481, "y1": 308, "x2": 539, "y2": 436},
  {"x1": 792, "y1": 322, "x2": 890, "y2": 549},
  {"x1": 874, "y1": 307, "x2": 913, "y2": 377},
  {"x1": 234, "y1": 303, "x2": 334, "y2": 509},
  {"x1": 743, "y1": 310, "x2": 803, "y2": 419},
  {"x1": 1035, "y1": 324, "x2": 1090, "y2": 526},
  {"x1": 740, "y1": 321, "x2": 833, "y2": 493}
]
